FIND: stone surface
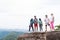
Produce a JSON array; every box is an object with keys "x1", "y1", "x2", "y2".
[
  {"x1": 17, "y1": 31, "x2": 60, "y2": 40},
  {"x1": 46, "y1": 31, "x2": 60, "y2": 40}
]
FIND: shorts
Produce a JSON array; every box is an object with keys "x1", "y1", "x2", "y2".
[
  {"x1": 34, "y1": 23, "x2": 38, "y2": 28},
  {"x1": 45, "y1": 23, "x2": 50, "y2": 26}
]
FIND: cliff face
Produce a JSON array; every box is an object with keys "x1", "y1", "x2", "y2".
[
  {"x1": 18, "y1": 31, "x2": 60, "y2": 40},
  {"x1": 46, "y1": 31, "x2": 60, "y2": 40}
]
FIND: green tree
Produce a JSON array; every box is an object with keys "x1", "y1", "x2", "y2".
[
  {"x1": 2, "y1": 32, "x2": 18, "y2": 40},
  {"x1": 55, "y1": 24, "x2": 60, "y2": 30}
]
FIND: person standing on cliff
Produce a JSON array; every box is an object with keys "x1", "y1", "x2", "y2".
[
  {"x1": 50, "y1": 13, "x2": 54, "y2": 31},
  {"x1": 29, "y1": 18, "x2": 34, "y2": 31},
  {"x1": 44, "y1": 15, "x2": 50, "y2": 31},
  {"x1": 34, "y1": 16, "x2": 38, "y2": 32},
  {"x1": 39, "y1": 18, "x2": 43, "y2": 31}
]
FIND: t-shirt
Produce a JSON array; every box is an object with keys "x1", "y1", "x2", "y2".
[
  {"x1": 50, "y1": 16, "x2": 54, "y2": 22},
  {"x1": 39, "y1": 20, "x2": 42, "y2": 25},
  {"x1": 34, "y1": 18, "x2": 38, "y2": 24},
  {"x1": 44, "y1": 18, "x2": 49, "y2": 24},
  {"x1": 30, "y1": 19, "x2": 34, "y2": 24}
]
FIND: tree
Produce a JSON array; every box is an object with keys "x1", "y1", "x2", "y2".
[{"x1": 55, "y1": 24, "x2": 60, "y2": 30}]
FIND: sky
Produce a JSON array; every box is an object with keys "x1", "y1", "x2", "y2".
[{"x1": 0, "y1": 0, "x2": 60, "y2": 30}]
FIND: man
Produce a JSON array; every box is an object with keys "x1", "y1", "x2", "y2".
[
  {"x1": 34, "y1": 16, "x2": 38, "y2": 32},
  {"x1": 29, "y1": 18, "x2": 34, "y2": 31},
  {"x1": 44, "y1": 15, "x2": 50, "y2": 31}
]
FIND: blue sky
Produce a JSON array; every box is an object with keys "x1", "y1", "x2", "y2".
[{"x1": 0, "y1": 0, "x2": 60, "y2": 30}]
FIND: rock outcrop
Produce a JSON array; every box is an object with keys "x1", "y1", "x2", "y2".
[{"x1": 18, "y1": 31, "x2": 60, "y2": 40}]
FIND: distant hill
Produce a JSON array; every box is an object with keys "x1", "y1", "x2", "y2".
[
  {"x1": 0, "y1": 31, "x2": 25, "y2": 40},
  {"x1": 0, "y1": 31, "x2": 10, "y2": 39},
  {"x1": 0, "y1": 29, "x2": 28, "y2": 40}
]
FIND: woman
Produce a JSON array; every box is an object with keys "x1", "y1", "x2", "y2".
[
  {"x1": 39, "y1": 18, "x2": 43, "y2": 31},
  {"x1": 50, "y1": 13, "x2": 54, "y2": 31}
]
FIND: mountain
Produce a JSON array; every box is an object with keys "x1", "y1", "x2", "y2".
[
  {"x1": 0, "y1": 31, "x2": 25, "y2": 40},
  {"x1": 0, "y1": 31, "x2": 10, "y2": 39},
  {"x1": 0, "y1": 29, "x2": 28, "y2": 39}
]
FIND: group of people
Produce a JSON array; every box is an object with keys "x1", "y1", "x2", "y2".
[{"x1": 29, "y1": 13, "x2": 54, "y2": 32}]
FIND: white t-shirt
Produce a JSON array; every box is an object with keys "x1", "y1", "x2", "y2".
[
  {"x1": 44, "y1": 18, "x2": 49, "y2": 25},
  {"x1": 50, "y1": 16, "x2": 54, "y2": 22}
]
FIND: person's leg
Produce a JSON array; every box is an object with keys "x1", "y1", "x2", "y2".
[
  {"x1": 48, "y1": 23, "x2": 51, "y2": 31},
  {"x1": 45, "y1": 25, "x2": 47, "y2": 32},
  {"x1": 50, "y1": 22, "x2": 52, "y2": 31},
  {"x1": 39, "y1": 24, "x2": 41, "y2": 31},
  {"x1": 29, "y1": 25, "x2": 31, "y2": 31},
  {"x1": 41, "y1": 25, "x2": 43, "y2": 31},
  {"x1": 37, "y1": 24, "x2": 38, "y2": 31},
  {"x1": 34, "y1": 27, "x2": 36, "y2": 32},
  {"x1": 36, "y1": 24, "x2": 38, "y2": 31},
  {"x1": 51, "y1": 22, "x2": 54, "y2": 31},
  {"x1": 34, "y1": 24, "x2": 38, "y2": 32},
  {"x1": 34, "y1": 24, "x2": 36, "y2": 32},
  {"x1": 50, "y1": 21, "x2": 54, "y2": 31},
  {"x1": 37, "y1": 26, "x2": 38, "y2": 31},
  {"x1": 32, "y1": 24, "x2": 34, "y2": 31}
]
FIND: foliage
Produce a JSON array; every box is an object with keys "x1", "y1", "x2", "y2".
[
  {"x1": 1, "y1": 32, "x2": 24, "y2": 40},
  {"x1": 55, "y1": 24, "x2": 60, "y2": 30}
]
